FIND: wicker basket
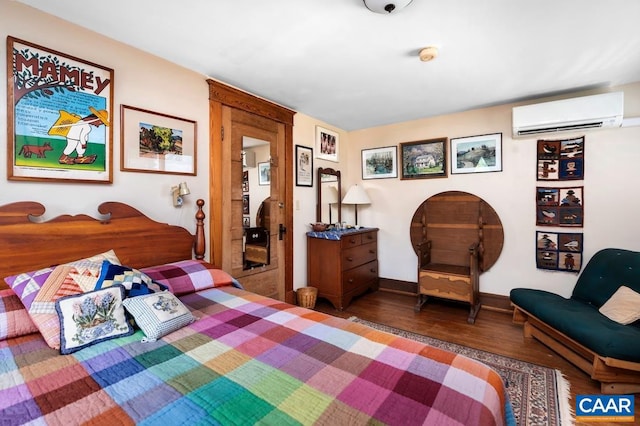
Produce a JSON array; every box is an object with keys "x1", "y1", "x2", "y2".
[{"x1": 297, "y1": 287, "x2": 318, "y2": 309}]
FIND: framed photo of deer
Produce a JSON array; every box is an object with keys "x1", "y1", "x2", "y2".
[
  {"x1": 120, "y1": 105, "x2": 197, "y2": 175},
  {"x1": 7, "y1": 37, "x2": 114, "y2": 183}
]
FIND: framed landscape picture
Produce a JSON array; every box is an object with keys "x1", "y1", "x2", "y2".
[
  {"x1": 451, "y1": 133, "x2": 502, "y2": 174},
  {"x1": 258, "y1": 161, "x2": 271, "y2": 185},
  {"x1": 400, "y1": 138, "x2": 447, "y2": 180},
  {"x1": 362, "y1": 146, "x2": 397, "y2": 179},
  {"x1": 121, "y1": 105, "x2": 196, "y2": 175}
]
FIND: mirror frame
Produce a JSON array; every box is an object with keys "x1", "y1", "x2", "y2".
[{"x1": 316, "y1": 167, "x2": 341, "y2": 224}]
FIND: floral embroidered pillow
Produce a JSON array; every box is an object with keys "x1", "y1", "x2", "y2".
[
  {"x1": 56, "y1": 285, "x2": 133, "y2": 354},
  {"x1": 122, "y1": 292, "x2": 195, "y2": 342},
  {"x1": 4, "y1": 249, "x2": 121, "y2": 349}
]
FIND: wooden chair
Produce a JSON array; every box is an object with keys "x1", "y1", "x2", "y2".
[
  {"x1": 244, "y1": 227, "x2": 270, "y2": 266},
  {"x1": 411, "y1": 191, "x2": 503, "y2": 323}
]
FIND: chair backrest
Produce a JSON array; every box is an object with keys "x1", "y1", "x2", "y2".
[
  {"x1": 245, "y1": 227, "x2": 269, "y2": 245},
  {"x1": 572, "y1": 248, "x2": 640, "y2": 307}
]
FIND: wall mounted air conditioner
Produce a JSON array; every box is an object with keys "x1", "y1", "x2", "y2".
[
  {"x1": 242, "y1": 150, "x2": 256, "y2": 168},
  {"x1": 512, "y1": 91, "x2": 623, "y2": 137}
]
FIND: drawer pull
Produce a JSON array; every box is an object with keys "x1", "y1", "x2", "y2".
[
  {"x1": 349, "y1": 239, "x2": 356, "y2": 244},
  {"x1": 369, "y1": 249, "x2": 375, "y2": 254},
  {"x1": 346, "y1": 256, "x2": 353, "y2": 261},
  {"x1": 348, "y1": 278, "x2": 354, "y2": 283},
  {"x1": 370, "y1": 268, "x2": 376, "y2": 273}
]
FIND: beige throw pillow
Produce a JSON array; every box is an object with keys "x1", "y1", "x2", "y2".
[{"x1": 599, "y1": 286, "x2": 640, "y2": 325}]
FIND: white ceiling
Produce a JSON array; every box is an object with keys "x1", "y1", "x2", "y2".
[{"x1": 17, "y1": 0, "x2": 640, "y2": 131}]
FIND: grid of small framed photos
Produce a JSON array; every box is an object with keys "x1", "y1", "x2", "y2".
[{"x1": 535, "y1": 137, "x2": 584, "y2": 272}]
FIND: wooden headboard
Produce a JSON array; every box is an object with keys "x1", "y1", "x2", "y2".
[{"x1": 0, "y1": 199, "x2": 206, "y2": 290}]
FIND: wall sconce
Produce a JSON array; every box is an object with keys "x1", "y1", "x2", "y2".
[
  {"x1": 171, "y1": 182, "x2": 190, "y2": 207},
  {"x1": 342, "y1": 184, "x2": 371, "y2": 227}
]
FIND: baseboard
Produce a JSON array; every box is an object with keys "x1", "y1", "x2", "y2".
[{"x1": 378, "y1": 277, "x2": 513, "y2": 313}]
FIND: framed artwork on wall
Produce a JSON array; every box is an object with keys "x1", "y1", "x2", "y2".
[
  {"x1": 536, "y1": 186, "x2": 584, "y2": 227},
  {"x1": 537, "y1": 137, "x2": 584, "y2": 181},
  {"x1": 121, "y1": 105, "x2": 196, "y2": 175},
  {"x1": 7, "y1": 37, "x2": 114, "y2": 183},
  {"x1": 451, "y1": 133, "x2": 502, "y2": 174},
  {"x1": 242, "y1": 170, "x2": 249, "y2": 192},
  {"x1": 536, "y1": 231, "x2": 583, "y2": 272},
  {"x1": 399, "y1": 138, "x2": 447, "y2": 180},
  {"x1": 243, "y1": 194, "x2": 250, "y2": 214},
  {"x1": 315, "y1": 126, "x2": 339, "y2": 162},
  {"x1": 258, "y1": 161, "x2": 271, "y2": 185},
  {"x1": 362, "y1": 146, "x2": 398, "y2": 179},
  {"x1": 295, "y1": 145, "x2": 313, "y2": 187}
]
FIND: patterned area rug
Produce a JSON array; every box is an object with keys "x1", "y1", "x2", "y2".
[{"x1": 350, "y1": 318, "x2": 574, "y2": 426}]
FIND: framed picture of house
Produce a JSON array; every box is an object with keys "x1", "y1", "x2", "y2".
[
  {"x1": 400, "y1": 138, "x2": 447, "y2": 179},
  {"x1": 315, "y1": 126, "x2": 339, "y2": 162},
  {"x1": 362, "y1": 146, "x2": 397, "y2": 179},
  {"x1": 451, "y1": 133, "x2": 502, "y2": 174},
  {"x1": 7, "y1": 37, "x2": 114, "y2": 183}
]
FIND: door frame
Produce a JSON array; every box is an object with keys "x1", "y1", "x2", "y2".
[{"x1": 207, "y1": 80, "x2": 296, "y2": 303}]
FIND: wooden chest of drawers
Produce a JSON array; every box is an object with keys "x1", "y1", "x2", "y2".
[{"x1": 307, "y1": 228, "x2": 379, "y2": 310}]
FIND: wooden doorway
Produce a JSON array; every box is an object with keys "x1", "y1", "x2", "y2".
[{"x1": 208, "y1": 80, "x2": 295, "y2": 303}]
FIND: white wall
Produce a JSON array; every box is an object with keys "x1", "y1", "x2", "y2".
[
  {"x1": 1, "y1": 2, "x2": 211, "y2": 249},
  {"x1": 342, "y1": 84, "x2": 640, "y2": 297},
  {"x1": 6, "y1": 2, "x2": 640, "y2": 299}
]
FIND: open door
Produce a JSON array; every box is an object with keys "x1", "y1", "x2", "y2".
[{"x1": 208, "y1": 80, "x2": 295, "y2": 303}]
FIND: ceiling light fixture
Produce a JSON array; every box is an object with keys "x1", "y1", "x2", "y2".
[
  {"x1": 363, "y1": 0, "x2": 413, "y2": 14},
  {"x1": 419, "y1": 46, "x2": 439, "y2": 62}
]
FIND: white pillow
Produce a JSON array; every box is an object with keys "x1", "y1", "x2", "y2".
[
  {"x1": 599, "y1": 286, "x2": 640, "y2": 325},
  {"x1": 122, "y1": 292, "x2": 196, "y2": 342}
]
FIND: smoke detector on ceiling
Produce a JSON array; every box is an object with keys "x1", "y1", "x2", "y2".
[
  {"x1": 419, "y1": 46, "x2": 439, "y2": 62},
  {"x1": 363, "y1": 0, "x2": 413, "y2": 14}
]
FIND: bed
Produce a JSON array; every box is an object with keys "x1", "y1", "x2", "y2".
[{"x1": 0, "y1": 200, "x2": 512, "y2": 425}]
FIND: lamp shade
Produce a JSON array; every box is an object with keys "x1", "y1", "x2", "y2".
[
  {"x1": 178, "y1": 182, "x2": 190, "y2": 196},
  {"x1": 325, "y1": 186, "x2": 339, "y2": 204},
  {"x1": 342, "y1": 184, "x2": 371, "y2": 205}
]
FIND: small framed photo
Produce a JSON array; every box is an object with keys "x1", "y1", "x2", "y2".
[
  {"x1": 258, "y1": 161, "x2": 271, "y2": 185},
  {"x1": 315, "y1": 126, "x2": 339, "y2": 162},
  {"x1": 295, "y1": 145, "x2": 313, "y2": 187},
  {"x1": 121, "y1": 105, "x2": 196, "y2": 175},
  {"x1": 362, "y1": 146, "x2": 398, "y2": 180},
  {"x1": 451, "y1": 133, "x2": 502, "y2": 174},
  {"x1": 242, "y1": 194, "x2": 250, "y2": 214},
  {"x1": 242, "y1": 170, "x2": 249, "y2": 192},
  {"x1": 243, "y1": 216, "x2": 250, "y2": 228},
  {"x1": 400, "y1": 138, "x2": 447, "y2": 180}
]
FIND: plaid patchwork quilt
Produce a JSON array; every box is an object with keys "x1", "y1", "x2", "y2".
[{"x1": 1, "y1": 286, "x2": 508, "y2": 425}]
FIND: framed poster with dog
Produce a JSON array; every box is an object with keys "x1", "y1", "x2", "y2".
[{"x1": 7, "y1": 37, "x2": 114, "y2": 183}]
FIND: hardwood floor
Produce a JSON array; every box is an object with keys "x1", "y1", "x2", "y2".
[{"x1": 314, "y1": 289, "x2": 639, "y2": 426}]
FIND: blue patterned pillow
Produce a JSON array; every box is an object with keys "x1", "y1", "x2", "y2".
[
  {"x1": 122, "y1": 292, "x2": 195, "y2": 342},
  {"x1": 95, "y1": 261, "x2": 167, "y2": 297},
  {"x1": 56, "y1": 285, "x2": 134, "y2": 354}
]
